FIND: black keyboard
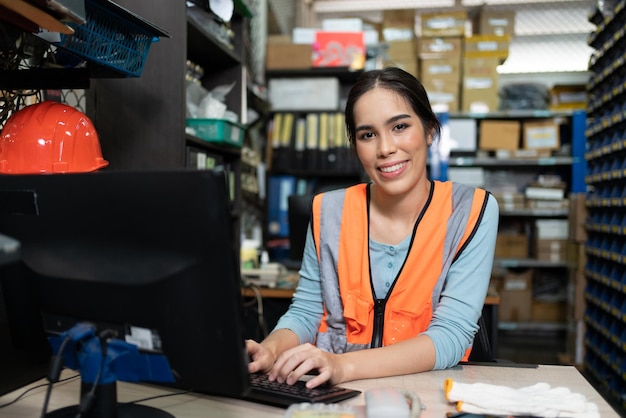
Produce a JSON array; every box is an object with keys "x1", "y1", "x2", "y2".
[{"x1": 245, "y1": 373, "x2": 361, "y2": 408}]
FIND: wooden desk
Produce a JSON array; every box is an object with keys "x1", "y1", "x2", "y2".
[
  {"x1": 1, "y1": 364, "x2": 618, "y2": 417},
  {"x1": 241, "y1": 287, "x2": 294, "y2": 299}
]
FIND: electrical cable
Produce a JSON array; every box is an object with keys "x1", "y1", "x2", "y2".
[
  {"x1": 39, "y1": 333, "x2": 73, "y2": 418},
  {"x1": 244, "y1": 283, "x2": 269, "y2": 339},
  {"x1": 0, "y1": 374, "x2": 79, "y2": 409},
  {"x1": 73, "y1": 329, "x2": 116, "y2": 418},
  {"x1": 121, "y1": 389, "x2": 192, "y2": 406}
]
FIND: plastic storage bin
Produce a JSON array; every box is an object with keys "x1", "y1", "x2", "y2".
[
  {"x1": 55, "y1": 0, "x2": 169, "y2": 77},
  {"x1": 186, "y1": 119, "x2": 246, "y2": 148}
]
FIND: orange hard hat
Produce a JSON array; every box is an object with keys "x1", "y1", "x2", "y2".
[{"x1": 0, "y1": 101, "x2": 109, "y2": 174}]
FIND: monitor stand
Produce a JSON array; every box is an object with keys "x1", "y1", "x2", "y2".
[{"x1": 46, "y1": 381, "x2": 174, "y2": 418}]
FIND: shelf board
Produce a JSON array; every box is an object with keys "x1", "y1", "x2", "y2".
[
  {"x1": 447, "y1": 156, "x2": 574, "y2": 167},
  {"x1": 449, "y1": 110, "x2": 574, "y2": 119},
  {"x1": 186, "y1": 133, "x2": 242, "y2": 158},
  {"x1": 266, "y1": 67, "x2": 363, "y2": 83},
  {"x1": 498, "y1": 321, "x2": 567, "y2": 332},
  {"x1": 500, "y1": 208, "x2": 569, "y2": 217},
  {"x1": 494, "y1": 258, "x2": 570, "y2": 268}
]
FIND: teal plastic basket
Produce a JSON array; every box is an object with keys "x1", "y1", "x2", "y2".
[{"x1": 186, "y1": 119, "x2": 246, "y2": 148}]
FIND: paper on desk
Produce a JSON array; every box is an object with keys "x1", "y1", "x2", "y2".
[{"x1": 443, "y1": 378, "x2": 600, "y2": 418}]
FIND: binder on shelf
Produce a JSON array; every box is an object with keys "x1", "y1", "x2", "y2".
[
  {"x1": 267, "y1": 174, "x2": 297, "y2": 238},
  {"x1": 278, "y1": 112, "x2": 295, "y2": 171},
  {"x1": 294, "y1": 117, "x2": 306, "y2": 171},
  {"x1": 305, "y1": 113, "x2": 319, "y2": 171},
  {"x1": 326, "y1": 111, "x2": 339, "y2": 171},
  {"x1": 317, "y1": 112, "x2": 329, "y2": 170},
  {"x1": 270, "y1": 112, "x2": 295, "y2": 172},
  {"x1": 269, "y1": 112, "x2": 283, "y2": 170}
]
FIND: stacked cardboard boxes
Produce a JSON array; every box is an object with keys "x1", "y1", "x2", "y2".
[
  {"x1": 416, "y1": 11, "x2": 466, "y2": 112},
  {"x1": 462, "y1": 8, "x2": 514, "y2": 112},
  {"x1": 382, "y1": 10, "x2": 418, "y2": 78},
  {"x1": 418, "y1": 37, "x2": 462, "y2": 112}
]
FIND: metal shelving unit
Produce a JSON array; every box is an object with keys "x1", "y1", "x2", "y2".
[{"x1": 583, "y1": 0, "x2": 626, "y2": 410}]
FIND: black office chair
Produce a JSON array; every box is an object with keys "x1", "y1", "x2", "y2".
[{"x1": 467, "y1": 315, "x2": 496, "y2": 363}]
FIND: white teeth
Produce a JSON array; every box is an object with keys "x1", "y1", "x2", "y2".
[{"x1": 380, "y1": 162, "x2": 405, "y2": 173}]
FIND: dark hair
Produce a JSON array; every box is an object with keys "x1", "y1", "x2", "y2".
[{"x1": 344, "y1": 67, "x2": 442, "y2": 148}]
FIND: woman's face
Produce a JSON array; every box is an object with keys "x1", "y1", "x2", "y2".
[{"x1": 352, "y1": 87, "x2": 431, "y2": 198}]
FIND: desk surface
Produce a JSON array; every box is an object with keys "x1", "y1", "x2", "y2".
[{"x1": 1, "y1": 364, "x2": 618, "y2": 417}]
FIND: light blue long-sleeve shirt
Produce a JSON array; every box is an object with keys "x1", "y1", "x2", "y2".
[{"x1": 274, "y1": 193, "x2": 499, "y2": 369}]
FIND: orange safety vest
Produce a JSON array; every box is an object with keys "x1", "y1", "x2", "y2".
[{"x1": 311, "y1": 181, "x2": 489, "y2": 359}]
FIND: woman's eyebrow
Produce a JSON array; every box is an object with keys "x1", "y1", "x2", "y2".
[{"x1": 355, "y1": 114, "x2": 412, "y2": 133}]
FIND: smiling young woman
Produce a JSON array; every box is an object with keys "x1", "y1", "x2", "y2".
[{"x1": 246, "y1": 67, "x2": 500, "y2": 389}]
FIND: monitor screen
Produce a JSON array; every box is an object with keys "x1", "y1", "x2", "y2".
[{"x1": 0, "y1": 170, "x2": 251, "y2": 414}]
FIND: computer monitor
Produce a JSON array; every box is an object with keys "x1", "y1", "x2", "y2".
[{"x1": 0, "y1": 170, "x2": 251, "y2": 417}]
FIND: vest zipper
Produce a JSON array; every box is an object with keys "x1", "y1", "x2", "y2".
[{"x1": 371, "y1": 298, "x2": 386, "y2": 348}]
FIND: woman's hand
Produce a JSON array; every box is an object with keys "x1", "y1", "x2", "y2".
[
  {"x1": 246, "y1": 339, "x2": 276, "y2": 374},
  {"x1": 268, "y1": 343, "x2": 344, "y2": 389}
]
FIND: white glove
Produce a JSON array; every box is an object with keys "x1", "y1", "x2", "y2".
[{"x1": 443, "y1": 378, "x2": 600, "y2": 418}]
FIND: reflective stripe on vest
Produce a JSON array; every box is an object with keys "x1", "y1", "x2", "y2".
[{"x1": 312, "y1": 181, "x2": 488, "y2": 355}]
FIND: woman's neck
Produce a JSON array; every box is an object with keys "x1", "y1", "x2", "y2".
[{"x1": 368, "y1": 180, "x2": 431, "y2": 245}]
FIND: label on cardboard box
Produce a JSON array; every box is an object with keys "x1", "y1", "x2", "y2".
[
  {"x1": 523, "y1": 121, "x2": 560, "y2": 150},
  {"x1": 421, "y1": 11, "x2": 467, "y2": 37},
  {"x1": 505, "y1": 277, "x2": 528, "y2": 291},
  {"x1": 418, "y1": 37, "x2": 462, "y2": 59}
]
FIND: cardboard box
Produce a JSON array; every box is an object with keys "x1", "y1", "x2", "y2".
[
  {"x1": 383, "y1": 9, "x2": 416, "y2": 29},
  {"x1": 494, "y1": 233, "x2": 528, "y2": 258},
  {"x1": 269, "y1": 78, "x2": 340, "y2": 111},
  {"x1": 535, "y1": 238, "x2": 568, "y2": 262},
  {"x1": 567, "y1": 241, "x2": 586, "y2": 273},
  {"x1": 387, "y1": 39, "x2": 418, "y2": 60},
  {"x1": 266, "y1": 37, "x2": 312, "y2": 70},
  {"x1": 462, "y1": 57, "x2": 501, "y2": 113},
  {"x1": 464, "y1": 35, "x2": 510, "y2": 62},
  {"x1": 447, "y1": 167, "x2": 484, "y2": 187},
  {"x1": 572, "y1": 271, "x2": 586, "y2": 320},
  {"x1": 391, "y1": 58, "x2": 419, "y2": 78},
  {"x1": 549, "y1": 84, "x2": 587, "y2": 111},
  {"x1": 535, "y1": 219, "x2": 569, "y2": 240},
  {"x1": 491, "y1": 191, "x2": 525, "y2": 211},
  {"x1": 479, "y1": 120, "x2": 520, "y2": 150},
  {"x1": 498, "y1": 269, "x2": 533, "y2": 322},
  {"x1": 423, "y1": 80, "x2": 460, "y2": 112},
  {"x1": 420, "y1": 11, "x2": 467, "y2": 37},
  {"x1": 472, "y1": 10, "x2": 515, "y2": 36},
  {"x1": 420, "y1": 57, "x2": 461, "y2": 84},
  {"x1": 417, "y1": 36, "x2": 462, "y2": 59},
  {"x1": 532, "y1": 301, "x2": 566, "y2": 322},
  {"x1": 523, "y1": 120, "x2": 560, "y2": 150},
  {"x1": 568, "y1": 193, "x2": 587, "y2": 243}
]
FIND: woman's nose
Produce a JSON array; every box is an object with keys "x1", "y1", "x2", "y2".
[{"x1": 378, "y1": 133, "x2": 397, "y2": 157}]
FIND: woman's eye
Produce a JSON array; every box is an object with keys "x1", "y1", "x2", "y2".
[
  {"x1": 394, "y1": 123, "x2": 408, "y2": 131},
  {"x1": 358, "y1": 131, "x2": 374, "y2": 140}
]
